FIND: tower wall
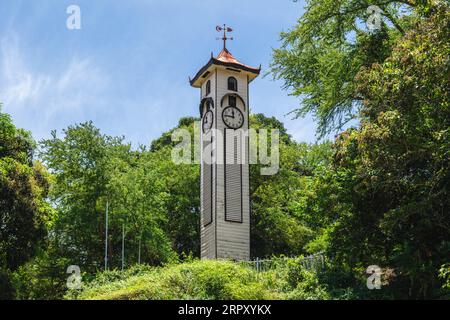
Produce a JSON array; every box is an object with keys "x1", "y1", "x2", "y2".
[{"x1": 200, "y1": 68, "x2": 250, "y2": 261}]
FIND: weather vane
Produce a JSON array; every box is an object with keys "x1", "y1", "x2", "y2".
[{"x1": 216, "y1": 24, "x2": 233, "y2": 50}]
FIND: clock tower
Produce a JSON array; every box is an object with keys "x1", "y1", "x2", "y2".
[{"x1": 190, "y1": 26, "x2": 260, "y2": 261}]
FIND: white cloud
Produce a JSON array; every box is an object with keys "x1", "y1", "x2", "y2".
[
  {"x1": 0, "y1": 36, "x2": 50, "y2": 105},
  {"x1": 0, "y1": 34, "x2": 109, "y2": 139}
]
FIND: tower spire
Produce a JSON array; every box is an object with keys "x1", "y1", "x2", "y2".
[{"x1": 216, "y1": 24, "x2": 233, "y2": 50}]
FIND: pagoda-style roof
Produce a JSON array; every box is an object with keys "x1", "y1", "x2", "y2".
[{"x1": 190, "y1": 48, "x2": 260, "y2": 88}]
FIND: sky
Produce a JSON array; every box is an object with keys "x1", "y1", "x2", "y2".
[{"x1": 0, "y1": 0, "x2": 324, "y2": 147}]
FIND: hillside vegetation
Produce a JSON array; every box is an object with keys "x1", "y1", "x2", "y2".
[{"x1": 67, "y1": 258, "x2": 350, "y2": 300}]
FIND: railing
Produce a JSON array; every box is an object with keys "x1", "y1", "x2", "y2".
[{"x1": 241, "y1": 253, "x2": 326, "y2": 272}]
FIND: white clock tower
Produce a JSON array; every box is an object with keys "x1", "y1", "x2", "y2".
[{"x1": 190, "y1": 25, "x2": 260, "y2": 261}]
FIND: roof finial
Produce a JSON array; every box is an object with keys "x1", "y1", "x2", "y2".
[{"x1": 216, "y1": 24, "x2": 233, "y2": 50}]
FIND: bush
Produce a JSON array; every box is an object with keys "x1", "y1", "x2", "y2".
[
  {"x1": 68, "y1": 258, "x2": 344, "y2": 300},
  {"x1": 0, "y1": 268, "x2": 14, "y2": 300},
  {"x1": 439, "y1": 264, "x2": 450, "y2": 299},
  {"x1": 11, "y1": 251, "x2": 70, "y2": 300}
]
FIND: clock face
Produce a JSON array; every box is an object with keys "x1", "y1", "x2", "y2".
[
  {"x1": 202, "y1": 110, "x2": 214, "y2": 133},
  {"x1": 222, "y1": 106, "x2": 244, "y2": 129}
]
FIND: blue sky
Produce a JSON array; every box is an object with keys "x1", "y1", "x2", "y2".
[{"x1": 0, "y1": 0, "x2": 324, "y2": 147}]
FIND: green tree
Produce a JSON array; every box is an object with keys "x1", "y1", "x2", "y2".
[
  {"x1": 249, "y1": 114, "x2": 334, "y2": 257},
  {"x1": 149, "y1": 117, "x2": 201, "y2": 257},
  {"x1": 39, "y1": 121, "x2": 182, "y2": 274},
  {"x1": 0, "y1": 108, "x2": 53, "y2": 298},
  {"x1": 328, "y1": 6, "x2": 450, "y2": 298},
  {"x1": 40, "y1": 122, "x2": 127, "y2": 271},
  {"x1": 11, "y1": 247, "x2": 70, "y2": 300},
  {"x1": 108, "y1": 148, "x2": 180, "y2": 265},
  {"x1": 269, "y1": 0, "x2": 439, "y2": 136}
]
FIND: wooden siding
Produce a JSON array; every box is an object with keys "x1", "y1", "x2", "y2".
[{"x1": 200, "y1": 67, "x2": 251, "y2": 261}]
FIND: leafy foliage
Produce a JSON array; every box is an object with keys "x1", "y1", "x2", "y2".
[
  {"x1": 326, "y1": 5, "x2": 450, "y2": 298},
  {"x1": 0, "y1": 109, "x2": 53, "y2": 298},
  {"x1": 68, "y1": 258, "x2": 332, "y2": 300},
  {"x1": 269, "y1": 0, "x2": 437, "y2": 136},
  {"x1": 39, "y1": 122, "x2": 181, "y2": 271},
  {"x1": 439, "y1": 264, "x2": 450, "y2": 293},
  {"x1": 11, "y1": 248, "x2": 70, "y2": 300}
]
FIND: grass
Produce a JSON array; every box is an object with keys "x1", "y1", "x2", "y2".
[{"x1": 66, "y1": 258, "x2": 332, "y2": 300}]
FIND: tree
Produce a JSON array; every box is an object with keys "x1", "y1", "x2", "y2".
[
  {"x1": 39, "y1": 121, "x2": 183, "y2": 274},
  {"x1": 328, "y1": 6, "x2": 450, "y2": 298},
  {"x1": 108, "y1": 148, "x2": 181, "y2": 265},
  {"x1": 148, "y1": 117, "x2": 201, "y2": 257},
  {"x1": 0, "y1": 108, "x2": 52, "y2": 298},
  {"x1": 249, "y1": 114, "x2": 334, "y2": 257},
  {"x1": 269, "y1": 0, "x2": 438, "y2": 136},
  {"x1": 39, "y1": 122, "x2": 127, "y2": 271}
]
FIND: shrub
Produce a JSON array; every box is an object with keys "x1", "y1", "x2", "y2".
[{"x1": 69, "y1": 258, "x2": 346, "y2": 300}]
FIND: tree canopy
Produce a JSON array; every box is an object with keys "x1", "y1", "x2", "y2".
[
  {"x1": 0, "y1": 108, "x2": 53, "y2": 298},
  {"x1": 269, "y1": 0, "x2": 441, "y2": 136}
]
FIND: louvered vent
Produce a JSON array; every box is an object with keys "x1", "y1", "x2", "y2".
[
  {"x1": 202, "y1": 163, "x2": 213, "y2": 226},
  {"x1": 225, "y1": 131, "x2": 243, "y2": 223}
]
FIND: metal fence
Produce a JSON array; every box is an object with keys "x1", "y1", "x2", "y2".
[{"x1": 241, "y1": 253, "x2": 326, "y2": 273}]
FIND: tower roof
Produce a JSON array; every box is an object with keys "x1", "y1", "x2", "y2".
[{"x1": 190, "y1": 48, "x2": 260, "y2": 88}]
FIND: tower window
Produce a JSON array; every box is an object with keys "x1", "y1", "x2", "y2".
[
  {"x1": 228, "y1": 77, "x2": 238, "y2": 92},
  {"x1": 229, "y1": 96, "x2": 236, "y2": 107},
  {"x1": 205, "y1": 80, "x2": 211, "y2": 96}
]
